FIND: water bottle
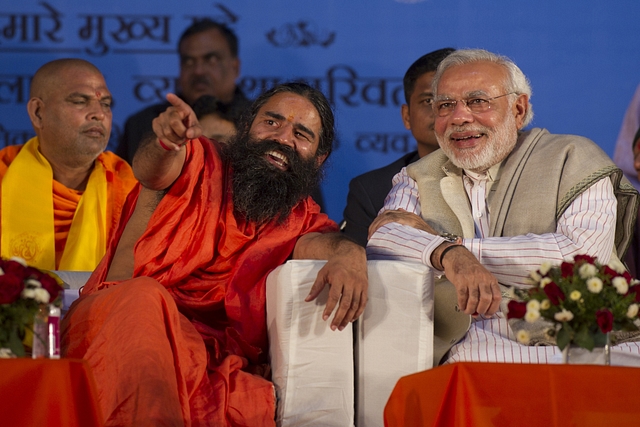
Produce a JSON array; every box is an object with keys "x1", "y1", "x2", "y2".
[{"x1": 31, "y1": 304, "x2": 61, "y2": 359}]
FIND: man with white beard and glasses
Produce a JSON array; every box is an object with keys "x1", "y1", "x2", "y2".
[
  {"x1": 62, "y1": 82, "x2": 367, "y2": 426},
  {"x1": 367, "y1": 49, "x2": 640, "y2": 365}
]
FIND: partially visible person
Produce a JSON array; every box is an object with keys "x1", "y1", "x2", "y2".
[
  {"x1": 191, "y1": 94, "x2": 240, "y2": 143},
  {"x1": 0, "y1": 58, "x2": 136, "y2": 271},
  {"x1": 613, "y1": 84, "x2": 640, "y2": 190},
  {"x1": 115, "y1": 19, "x2": 250, "y2": 162},
  {"x1": 341, "y1": 48, "x2": 455, "y2": 246},
  {"x1": 625, "y1": 126, "x2": 640, "y2": 277},
  {"x1": 368, "y1": 49, "x2": 640, "y2": 365},
  {"x1": 62, "y1": 82, "x2": 367, "y2": 426}
]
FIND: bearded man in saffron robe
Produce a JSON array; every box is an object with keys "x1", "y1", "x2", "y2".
[
  {"x1": 62, "y1": 82, "x2": 368, "y2": 426},
  {"x1": 0, "y1": 58, "x2": 136, "y2": 271}
]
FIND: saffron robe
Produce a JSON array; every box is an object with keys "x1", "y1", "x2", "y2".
[
  {"x1": 0, "y1": 143, "x2": 136, "y2": 269},
  {"x1": 62, "y1": 137, "x2": 337, "y2": 426}
]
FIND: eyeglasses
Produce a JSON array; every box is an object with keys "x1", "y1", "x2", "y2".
[{"x1": 433, "y1": 92, "x2": 517, "y2": 117}]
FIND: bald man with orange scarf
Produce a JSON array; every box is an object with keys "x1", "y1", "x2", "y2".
[{"x1": 0, "y1": 58, "x2": 136, "y2": 271}]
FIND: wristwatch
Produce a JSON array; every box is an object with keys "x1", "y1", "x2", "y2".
[{"x1": 440, "y1": 233, "x2": 462, "y2": 245}]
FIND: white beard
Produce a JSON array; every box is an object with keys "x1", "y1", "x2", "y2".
[{"x1": 437, "y1": 113, "x2": 519, "y2": 173}]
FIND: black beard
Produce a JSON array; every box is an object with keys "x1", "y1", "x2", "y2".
[{"x1": 223, "y1": 135, "x2": 323, "y2": 224}]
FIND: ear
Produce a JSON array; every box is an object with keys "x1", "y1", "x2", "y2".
[
  {"x1": 315, "y1": 152, "x2": 328, "y2": 167},
  {"x1": 513, "y1": 94, "x2": 528, "y2": 129},
  {"x1": 401, "y1": 104, "x2": 411, "y2": 131},
  {"x1": 231, "y1": 57, "x2": 240, "y2": 79},
  {"x1": 27, "y1": 97, "x2": 44, "y2": 129}
]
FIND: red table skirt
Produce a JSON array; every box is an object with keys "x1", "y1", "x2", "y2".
[
  {"x1": 385, "y1": 362, "x2": 640, "y2": 427},
  {"x1": 0, "y1": 358, "x2": 102, "y2": 427}
]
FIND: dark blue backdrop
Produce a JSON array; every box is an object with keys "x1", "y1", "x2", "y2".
[{"x1": 2, "y1": 0, "x2": 639, "y2": 222}]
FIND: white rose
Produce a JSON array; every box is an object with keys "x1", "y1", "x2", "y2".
[
  {"x1": 607, "y1": 258, "x2": 627, "y2": 274},
  {"x1": 570, "y1": 290, "x2": 582, "y2": 301},
  {"x1": 516, "y1": 330, "x2": 530, "y2": 345},
  {"x1": 539, "y1": 262, "x2": 553, "y2": 276},
  {"x1": 586, "y1": 277, "x2": 603, "y2": 293},
  {"x1": 612, "y1": 277, "x2": 629, "y2": 295},
  {"x1": 25, "y1": 279, "x2": 42, "y2": 289},
  {"x1": 627, "y1": 304, "x2": 639, "y2": 319},
  {"x1": 579, "y1": 263, "x2": 598, "y2": 279},
  {"x1": 0, "y1": 348, "x2": 14, "y2": 359},
  {"x1": 529, "y1": 270, "x2": 542, "y2": 283},
  {"x1": 21, "y1": 288, "x2": 36, "y2": 299},
  {"x1": 0, "y1": 267, "x2": 4, "y2": 275},
  {"x1": 540, "y1": 299, "x2": 551, "y2": 310},
  {"x1": 554, "y1": 308, "x2": 574, "y2": 322},
  {"x1": 33, "y1": 288, "x2": 50, "y2": 304},
  {"x1": 525, "y1": 310, "x2": 541, "y2": 323}
]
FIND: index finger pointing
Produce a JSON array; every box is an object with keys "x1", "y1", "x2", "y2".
[{"x1": 166, "y1": 93, "x2": 192, "y2": 114}]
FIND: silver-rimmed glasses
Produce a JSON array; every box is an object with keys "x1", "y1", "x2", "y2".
[{"x1": 434, "y1": 92, "x2": 517, "y2": 117}]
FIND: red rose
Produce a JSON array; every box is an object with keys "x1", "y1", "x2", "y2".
[
  {"x1": 1, "y1": 260, "x2": 28, "y2": 281},
  {"x1": 24, "y1": 267, "x2": 61, "y2": 302},
  {"x1": 629, "y1": 285, "x2": 640, "y2": 303},
  {"x1": 574, "y1": 254, "x2": 596, "y2": 264},
  {"x1": 561, "y1": 262, "x2": 575, "y2": 278},
  {"x1": 0, "y1": 273, "x2": 24, "y2": 304},
  {"x1": 596, "y1": 309, "x2": 614, "y2": 333},
  {"x1": 507, "y1": 300, "x2": 527, "y2": 319},
  {"x1": 38, "y1": 273, "x2": 61, "y2": 302},
  {"x1": 544, "y1": 282, "x2": 566, "y2": 305},
  {"x1": 603, "y1": 265, "x2": 618, "y2": 279}
]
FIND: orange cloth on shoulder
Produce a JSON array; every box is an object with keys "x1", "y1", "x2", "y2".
[
  {"x1": 62, "y1": 137, "x2": 337, "y2": 426},
  {"x1": 0, "y1": 144, "x2": 136, "y2": 269}
]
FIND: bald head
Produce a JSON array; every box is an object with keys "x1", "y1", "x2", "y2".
[
  {"x1": 27, "y1": 58, "x2": 113, "y2": 179},
  {"x1": 30, "y1": 58, "x2": 103, "y2": 100}
]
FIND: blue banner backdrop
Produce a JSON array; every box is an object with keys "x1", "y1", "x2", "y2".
[{"x1": 1, "y1": 0, "x2": 639, "y2": 222}]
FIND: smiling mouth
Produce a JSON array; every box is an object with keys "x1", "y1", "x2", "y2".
[
  {"x1": 265, "y1": 150, "x2": 289, "y2": 170},
  {"x1": 452, "y1": 133, "x2": 483, "y2": 141}
]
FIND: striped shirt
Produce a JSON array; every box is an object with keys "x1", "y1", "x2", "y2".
[{"x1": 367, "y1": 166, "x2": 640, "y2": 364}]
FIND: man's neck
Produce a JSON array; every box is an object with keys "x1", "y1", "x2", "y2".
[
  {"x1": 417, "y1": 143, "x2": 438, "y2": 158},
  {"x1": 50, "y1": 162, "x2": 95, "y2": 191}
]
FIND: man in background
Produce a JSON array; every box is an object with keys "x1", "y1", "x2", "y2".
[
  {"x1": 115, "y1": 19, "x2": 249, "y2": 162},
  {"x1": 191, "y1": 94, "x2": 241, "y2": 143},
  {"x1": 0, "y1": 58, "x2": 136, "y2": 271},
  {"x1": 341, "y1": 48, "x2": 455, "y2": 246}
]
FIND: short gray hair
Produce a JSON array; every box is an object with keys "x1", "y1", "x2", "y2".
[{"x1": 432, "y1": 49, "x2": 534, "y2": 127}]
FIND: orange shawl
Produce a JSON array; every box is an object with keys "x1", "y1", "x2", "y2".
[
  {"x1": 0, "y1": 144, "x2": 137, "y2": 268},
  {"x1": 70, "y1": 137, "x2": 336, "y2": 425}
]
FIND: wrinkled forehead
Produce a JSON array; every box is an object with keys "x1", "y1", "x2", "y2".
[{"x1": 256, "y1": 93, "x2": 322, "y2": 132}]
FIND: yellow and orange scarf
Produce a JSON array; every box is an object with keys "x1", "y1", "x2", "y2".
[{"x1": 1, "y1": 137, "x2": 107, "y2": 270}]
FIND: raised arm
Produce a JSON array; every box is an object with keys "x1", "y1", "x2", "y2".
[
  {"x1": 294, "y1": 232, "x2": 368, "y2": 331},
  {"x1": 132, "y1": 93, "x2": 202, "y2": 190}
]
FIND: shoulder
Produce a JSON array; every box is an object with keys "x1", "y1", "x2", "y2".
[
  {"x1": 0, "y1": 144, "x2": 24, "y2": 175},
  {"x1": 351, "y1": 151, "x2": 419, "y2": 187},
  {"x1": 521, "y1": 128, "x2": 611, "y2": 161}
]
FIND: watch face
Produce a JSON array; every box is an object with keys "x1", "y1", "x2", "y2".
[{"x1": 441, "y1": 233, "x2": 459, "y2": 243}]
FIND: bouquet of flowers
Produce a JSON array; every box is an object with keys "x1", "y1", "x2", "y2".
[
  {"x1": 507, "y1": 255, "x2": 640, "y2": 351},
  {"x1": 0, "y1": 257, "x2": 63, "y2": 358}
]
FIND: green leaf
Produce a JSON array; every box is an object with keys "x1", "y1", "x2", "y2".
[
  {"x1": 574, "y1": 325, "x2": 595, "y2": 351},
  {"x1": 556, "y1": 325, "x2": 572, "y2": 350},
  {"x1": 7, "y1": 325, "x2": 25, "y2": 357},
  {"x1": 592, "y1": 331, "x2": 609, "y2": 348}
]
